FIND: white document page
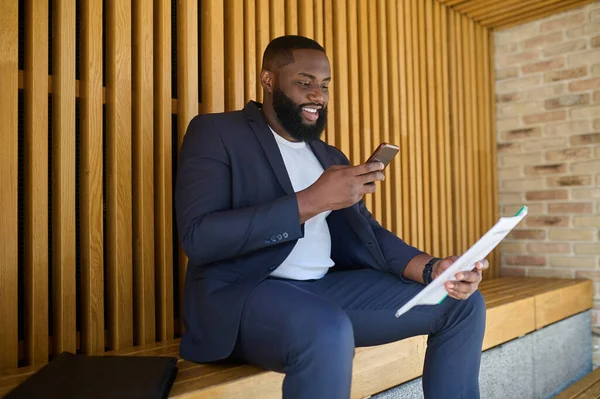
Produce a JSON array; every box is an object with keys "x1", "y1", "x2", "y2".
[{"x1": 395, "y1": 206, "x2": 528, "y2": 318}]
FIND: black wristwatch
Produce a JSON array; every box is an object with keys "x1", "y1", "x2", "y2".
[{"x1": 422, "y1": 257, "x2": 441, "y2": 285}]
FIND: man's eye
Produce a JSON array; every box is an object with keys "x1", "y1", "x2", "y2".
[
  {"x1": 321, "y1": 86, "x2": 329, "y2": 91},
  {"x1": 297, "y1": 81, "x2": 310, "y2": 86}
]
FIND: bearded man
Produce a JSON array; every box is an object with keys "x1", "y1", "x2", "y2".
[{"x1": 175, "y1": 35, "x2": 488, "y2": 399}]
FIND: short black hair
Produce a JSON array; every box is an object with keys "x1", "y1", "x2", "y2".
[{"x1": 262, "y1": 35, "x2": 326, "y2": 70}]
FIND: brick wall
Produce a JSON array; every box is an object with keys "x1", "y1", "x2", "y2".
[{"x1": 494, "y1": 1, "x2": 600, "y2": 367}]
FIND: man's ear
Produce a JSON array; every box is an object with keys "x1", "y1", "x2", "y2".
[{"x1": 260, "y1": 69, "x2": 275, "y2": 94}]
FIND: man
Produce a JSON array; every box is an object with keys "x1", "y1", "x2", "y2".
[{"x1": 175, "y1": 35, "x2": 487, "y2": 399}]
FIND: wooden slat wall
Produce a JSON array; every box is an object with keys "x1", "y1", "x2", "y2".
[
  {"x1": 24, "y1": 0, "x2": 49, "y2": 366},
  {"x1": 0, "y1": 0, "x2": 19, "y2": 372},
  {"x1": 1, "y1": 0, "x2": 501, "y2": 371}
]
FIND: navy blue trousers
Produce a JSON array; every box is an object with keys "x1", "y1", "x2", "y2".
[{"x1": 232, "y1": 268, "x2": 486, "y2": 399}]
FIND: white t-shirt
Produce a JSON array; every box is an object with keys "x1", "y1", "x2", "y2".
[{"x1": 268, "y1": 127, "x2": 335, "y2": 280}]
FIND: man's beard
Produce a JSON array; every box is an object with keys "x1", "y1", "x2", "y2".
[{"x1": 272, "y1": 87, "x2": 327, "y2": 142}]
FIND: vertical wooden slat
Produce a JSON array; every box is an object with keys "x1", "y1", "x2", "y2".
[
  {"x1": 489, "y1": 30, "x2": 500, "y2": 278},
  {"x1": 226, "y1": 0, "x2": 245, "y2": 111},
  {"x1": 0, "y1": 0, "x2": 19, "y2": 371},
  {"x1": 347, "y1": 0, "x2": 360, "y2": 166},
  {"x1": 449, "y1": 10, "x2": 464, "y2": 254},
  {"x1": 396, "y1": 0, "x2": 411, "y2": 242},
  {"x1": 358, "y1": 0, "x2": 373, "y2": 212},
  {"x1": 470, "y1": 20, "x2": 482, "y2": 243},
  {"x1": 323, "y1": 0, "x2": 335, "y2": 147},
  {"x1": 24, "y1": 0, "x2": 49, "y2": 365},
  {"x1": 411, "y1": 0, "x2": 424, "y2": 249},
  {"x1": 132, "y1": 0, "x2": 155, "y2": 346},
  {"x1": 80, "y1": 0, "x2": 105, "y2": 354},
  {"x1": 433, "y1": 0, "x2": 445, "y2": 256},
  {"x1": 332, "y1": 0, "x2": 349, "y2": 156},
  {"x1": 244, "y1": 0, "x2": 256, "y2": 103},
  {"x1": 313, "y1": 0, "x2": 324, "y2": 46},
  {"x1": 376, "y1": 0, "x2": 392, "y2": 230},
  {"x1": 52, "y1": 0, "x2": 77, "y2": 356},
  {"x1": 440, "y1": 3, "x2": 453, "y2": 257},
  {"x1": 285, "y1": 0, "x2": 298, "y2": 35},
  {"x1": 180, "y1": 0, "x2": 200, "y2": 334},
  {"x1": 457, "y1": 12, "x2": 468, "y2": 253},
  {"x1": 154, "y1": 0, "x2": 174, "y2": 341},
  {"x1": 477, "y1": 25, "x2": 487, "y2": 238},
  {"x1": 417, "y1": 0, "x2": 431, "y2": 254},
  {"x1": 270, "y1": 0, "x2": 285, "y2": 39},
  {"x1": 106, "y1": 0, "x2": 133, "y2": 350},
  {"x1": 256, "y1": 0, "x2": 269, "y2": 102},
  {"x1": 386, "y1": 0, "x2": 402, "y2": 236},
  {"x1": 425, "y1": 0, "x2": 439, "y2": 256},
  {"x1": 367, "y1": 0, "x2": 381, "y2": 221},
  {"x1": 463, "y1": 18, "x2": 476, "y2": 247},
  {"x1": 298, "y1": 0, "x2": 313, "y2": 39},
  {"x1": 404, "y1": 0, "x2": 418, "y2": 246}
]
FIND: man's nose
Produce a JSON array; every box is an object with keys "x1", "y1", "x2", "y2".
[{"x1": 308, "y1": 87, "x2": 326, "y2": 104}]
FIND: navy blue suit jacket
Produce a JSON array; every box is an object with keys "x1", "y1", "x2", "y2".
[{"x1": 175, "y1": 101, "x2": 423, "y2": 363}]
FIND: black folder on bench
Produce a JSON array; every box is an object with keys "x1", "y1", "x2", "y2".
[{"x1": 4, "y1": 351, "x2": 178, "y2": 399}]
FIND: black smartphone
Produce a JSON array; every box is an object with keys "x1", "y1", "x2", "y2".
[{"x1": 366, "y1": 143, "x2": 400, "y2": 168}]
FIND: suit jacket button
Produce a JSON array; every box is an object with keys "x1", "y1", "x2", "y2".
[
  {"x1": 277, "y1": 234, "x2": 283, "y2": 240},
  {"x1": 271, "y1": 236, "x2": 277, "y2": 242},
  {"x1": 283, "y1": 232, "x2": 288, "y2": 238},
  {"x1": 269, "y1": 265, "x2": 277, "y2": 271},
  {"x1": 265, "y1": 239, "x2": 271, "y2": 244}
]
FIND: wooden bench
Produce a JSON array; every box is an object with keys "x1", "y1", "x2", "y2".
[
  {"x1": 0, "y1": 277, "x2": 592, "y2": 399},
  {"x1": 554, "y1": 367, "x2": 600, "y2": 399}
]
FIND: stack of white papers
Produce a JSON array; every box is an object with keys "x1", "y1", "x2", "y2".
[{"x1": 395, "y1": 206, "x2": 528, "y2": 318}]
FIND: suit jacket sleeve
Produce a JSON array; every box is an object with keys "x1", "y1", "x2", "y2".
[
  {"x1": 175, "y1": 115, "x2": 304, "y2": 266},
  {"x1": 328, "y1": 146, "x2": 424, "y2": 277}
]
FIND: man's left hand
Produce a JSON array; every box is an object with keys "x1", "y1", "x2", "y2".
[{"x1": 430, "y1": 256, "x2": 489, "y2": 300}]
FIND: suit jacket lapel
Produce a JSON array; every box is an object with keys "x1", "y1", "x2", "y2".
[
  {"x1": 244, "y1": 101, "x2": 295, "y2": 196},
  {"x1": 308, "y1": 140, "x2": 334, "y2": 170}
]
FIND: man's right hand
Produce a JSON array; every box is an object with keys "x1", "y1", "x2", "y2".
[{"x1": 296, "y1": 162, "x2": 385, "y2": 224}]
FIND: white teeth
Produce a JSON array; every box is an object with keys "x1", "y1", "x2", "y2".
[{"x1": 303, "y1": 108, "x2": 317, "y2": 113}]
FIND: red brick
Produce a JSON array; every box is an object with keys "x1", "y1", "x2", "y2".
[
  {"x1": 497, "y1": 76, "x2": 541, "y2": 93},
  {"x1": 524, "y1": 163, "x2": 567, "y2": 175},
  {"x1": 572, "y1": 160, "x2": 600, "y2": 174},
  {"x1": 594, "y1": 90, "x2": 600, "y2": 103},
  {"x1": 570, "y1": 133, "x2": 600, "y2": 146},
  {"x1": 592, "y1": 35, "x2": 600, "y2": 48},
  {"x1": 508, "y1": 229, "x2": 547, "y2": 240},
  {"x1": 525, "y1": 190, "x2": 569, "y2": 201},
  {"x1": 496, "y1": 43, "x2": 518, "y2": 54},
  {"x1": 545, "y1": 120, "x2": 591, "y2": 136},
  {"x1": 522, "y1": 58, "x2": 565, "y2": 75},
  {"x1": 594, "y1": 119, "x2": 600, "y2": 130},
  {"x1": 547, "y1": 175, "x2": 592, "y2": 187},
  {"x1": 548, "y1": 202, "x2": 594, "y2": 214},
  {"x1": 541, "y1": 13, "x2": 586, "y2": 32},
  {"x1": 497, "y1": 50, "x2": 540, "y2": 68},
  {"x1": 496, "y1": 92, "x2": 522, "y2": 103},
  {"x1": 544, "y1": 66, "x2": 588, "y2": 83},
  {"x1": 571, "y1": 105, "x2": 600, "y2": 119},
  {"x1": 543, "y1": 39, "x2": 587, "y2": 58},
  {"x1": 545, "y1": 94, "x2": 590, "y2": 109},
  {"x1": 569, "y1": 78, "x2": 600, "y2": 92},
  {"x1": 547, "y1": 148, "x2": 592, "y2": 162},
  {"x1": 568, "y1": 51, "x2": 600, "y2": 67},
  {"x1": 522, "y1": 137, "x2": 567, "y2": 151},
  {"x1": 497, "y1": 143, "x2": 521, "y2": 153},
  {"x1": 505, "y1": 255, "x2": 547, "y2": 266},
  {"x1": 526, "y1": 215, "x2": 569, "y2": 227},
  {"x1": 523, "y1": 111, "x2": 566, "y2": 125},
  {"x1": 528, "y1": 269, "x2": 574, "y2": 279},
  {"x1": 501, "y1": 127, "x2": 542, "y2": 140},
  {"x1": 523, "y1": 32, "x2": 564, "y2": 49},
  {"x1": 524, "y1": 84, "x2": 566, "y2": 100},
  {"x1": 501, "y1": 267, "x2": 527, "y2": 277},
  {"x1": 497, "y1": 67, "x2": 519, "y2": 80},
  {"x1": 576, "y1": 271, "x2": 600, "y2": 280},
  {"x1": 528, "y1": 243, "x2": 571, "y2": 253}
]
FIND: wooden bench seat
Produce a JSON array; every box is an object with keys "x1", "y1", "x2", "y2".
[
  {"x1": 0, "y1": 277, "x2": 592, "y2": 399},
  {"x1": 554, "y1": 366, "x2": 600, "y2": 398}
]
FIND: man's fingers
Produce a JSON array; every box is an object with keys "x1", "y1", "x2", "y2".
[
  {"x1": 474, "y1": 259, "x2": 489, "y2": 271},
  {"x1": 353, "y1": 162, "x2": 384, "y2": 176},
  {"x1": 445, "y1": 281, "x2": 473, "y2": 300},
  {"x1": 454, "y1": 270, "x2": 482, "y2": 283},
  {"x1": 359, "y1": 171, "x2": 385, "y2": 185}
]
